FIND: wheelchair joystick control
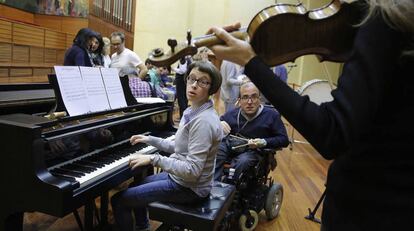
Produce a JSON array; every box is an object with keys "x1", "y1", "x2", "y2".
[{"x1": 228, "y1": 168, "x2": 235, "y2": 180}]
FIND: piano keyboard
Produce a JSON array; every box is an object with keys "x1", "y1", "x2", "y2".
[{"x1": 49, "y1": 134, "x2": 175, "y2": 188}]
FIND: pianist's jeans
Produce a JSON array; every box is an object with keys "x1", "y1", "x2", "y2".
[{"x1": 111, "y1": 171, "x2": 204, "y2": 231}]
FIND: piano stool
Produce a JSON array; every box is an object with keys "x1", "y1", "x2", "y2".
[{"x1": 148, "y1": 182, "x2": 235, "y2": 231}]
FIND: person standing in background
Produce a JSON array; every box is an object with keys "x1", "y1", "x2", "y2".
[
  {"x1": 208, "y1": 51, "x2": 243, "y2": 113},
  {"x1": 64, "y1": 28, "x2": 99, "y2": 67},
  {"x1": 110, "y1": 31, "x2": 148, "y2": 79},
  {"x1": 173, "y1": 56, "x2": 191, "y2": 118},
  {"x1": 89, "y1": 33, "x2": 104, "y2": 67},
  {"x1": 102, "y1": 37, "x2": 112, "y2": 68},
  {"x1": 110, "y1": 31, "x2": 151, "y2": 98}
]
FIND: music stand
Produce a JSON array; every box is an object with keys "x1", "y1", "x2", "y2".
[
  {"x1": 47, "y1": 73, "x2": 138, "y2": 114},
  {"x1": 119, "y1": 75, "x2": 138, "y2": 106},
  {"x1": 305, "y1": 187, "x2": 326, "y2": 224},
  {"x1": 48, "y1": 74, "x2": 68, "y2": 114}
]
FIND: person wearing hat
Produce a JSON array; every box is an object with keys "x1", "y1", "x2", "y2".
[{"x1": 111, "y1": 61, "x2": 223, "y2": 231}]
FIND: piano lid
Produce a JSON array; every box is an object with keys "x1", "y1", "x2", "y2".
[
  {"x1": 0, "y1": 101, "x2": 173, "y2": 139},
  {"x1": 0, "y1": 83, "x2": 56, "y2": 115}
]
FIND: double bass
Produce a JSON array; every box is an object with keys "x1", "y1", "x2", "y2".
[{"x1": 148, "y1": 0, "x2": 361, "y2": 67}]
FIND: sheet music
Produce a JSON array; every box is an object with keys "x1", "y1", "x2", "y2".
[
  {"x1": 54, "y1": 66, "x2": 90, "y2": 116},
  {"x1": 100, "y1": 68, "x2": 127, "y2": 109},
  {"x1": 79, "y1": 67, "x2": 111, "y2": 112}
]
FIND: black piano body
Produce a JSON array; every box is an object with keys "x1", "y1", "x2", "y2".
[
  {"x1": 0, "y1": 83, "x2": 56, "y2": 116},
  {"x1": 0, "y1": 76, "x2": 176, "y2": 230},
  {"x1": 0, "y1": 101, "x2": 176, "y2": 230}
]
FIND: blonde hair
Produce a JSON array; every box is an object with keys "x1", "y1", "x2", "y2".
[
  {"x1": 364, "y1": 0, "x2": 414, "y2": 56},
  {"x1": 103, "y1": 37, "x2": 110, "y2": 45},
  {"x1": 102, "y1": 37, "x2": 111, "y2": 56}
]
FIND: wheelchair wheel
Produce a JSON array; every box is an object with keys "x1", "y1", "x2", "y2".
[
  {"x1": 238, "y1": 210, "x2": 259, "y2": 231},
  {"x1": 265, "y1": 183, "x2": 283, "y2": 220}
]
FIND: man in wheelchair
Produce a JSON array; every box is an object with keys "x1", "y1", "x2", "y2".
[
  {"x1": 214, "y1": 81, "x2": 289, "y2": 230},
  {"x1": 215, "y1": 81, "x2": 289, "y2": 182}
]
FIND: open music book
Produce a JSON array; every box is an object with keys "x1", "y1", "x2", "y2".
[{"x1": 54, "y1": 66, "x2": 127, "y2": 116}]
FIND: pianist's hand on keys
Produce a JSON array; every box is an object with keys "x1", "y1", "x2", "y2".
[
  {"x1": 130, "y1": 134, "x2": 150, "y2": 145},
  {"x1": 129, "y1": 134, "x2": 152, "y2": 170},
  {"x1": 129, "y1": 154, "x2": 152, "y2": 170}
]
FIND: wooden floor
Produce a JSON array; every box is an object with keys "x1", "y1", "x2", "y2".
[{"x1": 22, "y1": 120, "x2": 330, "y2": 231}]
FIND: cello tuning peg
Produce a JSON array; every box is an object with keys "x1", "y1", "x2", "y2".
[
  {"x1": 167, "y1": 38, "x2": 178, "y2": 53},
  {"x1": 187, "y1": 30, "x2": 192, "y2": 45}
]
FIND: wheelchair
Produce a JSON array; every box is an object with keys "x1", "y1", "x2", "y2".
[
  {"x1": 218, "y1": 148, "x2": 283, "y2": 231},
  {"x1": 147, "y1": 148, "x2": 283, "y2": 231}
]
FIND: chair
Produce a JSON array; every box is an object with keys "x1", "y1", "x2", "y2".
[{"x1": 148, "y1": 182, "x2": 236, "y2": 231}]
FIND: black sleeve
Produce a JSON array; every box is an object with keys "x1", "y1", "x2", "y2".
[{"x1": 244, "y1": 16, "x2": 404, "y2": 159}]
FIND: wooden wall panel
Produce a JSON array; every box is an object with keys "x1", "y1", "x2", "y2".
[
  {"x1": 9, "y1": 77, "x2": 34, "y2": 83},
  {"x1": 45, "y1": 30, "x2": 66, "y2": 49},
  {"x1": 12, "y1": 45, "x2": 30, "y2": 63},
  {"x1": 56, "y1": 50, "x2": 66, "y2": 64},
  {"x1": 33, "y1": 15, "x2": 61, "y2": 31},
  {"x1": 60, "y1": 17, "x2": 88, "y2": 35},
  {"x1": 32, "y1": 76, "x2": 49, "y2": 82},
  {"x1": 30, "y1": 47, "x2": 44, "y2": 64},
  {"x1": 0, "y1": 4, "x2": 34, "y2": 24},
  {"x1": 0, "y1": 78, "x2": 8, "y2": 84},
  {"x1": 0, "y1": 68, "x2": 8, "y2": 77},
  {"x1": 0, "y1": 5, "x2": 92, "y2": 84},
  {"x1": 0, "y1": 20, "x2": 12, "y2": 43},
  {"x1": 10, "y1": 68, "x2": 32, "y2": 77},
  {"x1": 0, "y1": 43, "x2": 12, "y2": 63},
  {"x1": 34, "y1": 14, "x2": 88, "y2": 35},
  {"x1": 13, "y1": 24, "x2": 44, "y2": 47},
  {"x1": 44, "y1": 49, "x2": 57, "y2": 64},
  {"x1": 66, "y1": 34, "x2": 75, "y2": 48},
  {"x1": 33, "y1": 68, "x2": 52, "y2": 76}
]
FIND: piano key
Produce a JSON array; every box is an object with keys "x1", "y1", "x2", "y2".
[
  {"x1": 79, "y1": 158, "x2": 106, "y2": 168},
  {"x1": 51, "y1": 168, "x2": 84, "y2": 178},
  {"x1": 66, "y1": 163, "x2": 95, "y2": 173},
  {"x1": 74, "y1": 134, "x2": 175, "y2": 187},
  {"x1": 59, "y1": 167, "x2": 86, "y2": 176},
  {"x1": 50, "y1": 172, "x2": 77, "y2": 182},
  {"x1": 72, "y1": 160, "x2": 99, "y2": 169}
]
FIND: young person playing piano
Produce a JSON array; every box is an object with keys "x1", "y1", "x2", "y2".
[{"x1": 111, "y1": 61, "x2": 223, "y2": 231}]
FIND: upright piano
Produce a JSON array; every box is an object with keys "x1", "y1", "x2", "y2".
[{"x1": 0, "y1": 77, "x2": 176, "y2": 231}]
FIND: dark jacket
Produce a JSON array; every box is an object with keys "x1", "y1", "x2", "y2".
[
  {"x1": 63, "y1": 44, "x2": 92, "y2": 67},
  {"x1": 220, "y1": 106, "x2": 289, "y2": 149},
  {"x1": 244, "y1": 14, "x2": 414, "y2": 231}
]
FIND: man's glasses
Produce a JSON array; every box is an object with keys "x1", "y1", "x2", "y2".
[
  {"x1": 186, "y1": 76, "x2": 210, "y2": 88},
  {"x1": 240, "y1": 94, "x2": 260, "y2": 103}
]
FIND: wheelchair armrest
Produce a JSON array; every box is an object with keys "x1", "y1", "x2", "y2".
[
  {"x1": 258, "y1": 148, "x2": 278, "y2": 156},
  {"x1": 257, "y1": 148, "x2": 279, "y2": 171}
]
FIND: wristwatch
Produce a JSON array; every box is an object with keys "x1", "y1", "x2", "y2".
[{"x1": 150, "y1": 154, "x2": 155, "y2": 164}]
